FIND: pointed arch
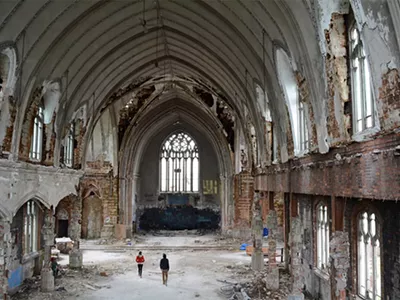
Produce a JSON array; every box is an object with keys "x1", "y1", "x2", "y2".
[{"x1": 160, "y1": 131, "x2": 199, "y2": 193}]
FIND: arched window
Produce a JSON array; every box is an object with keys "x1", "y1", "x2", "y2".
[
  {"x1": 276, "y1": 49, "x2": 308, "y2": 155},
  {"x1": 357, "y1": 210, "x2": 381, "y2": 299},
  {"x1": 64, "y1": 123, "x2": 74, "y2": 167},
  {"x1": 160, "y1": 132, "x2": 199, "y2": 193},
  {"x1": 30, "y1": 106, "x2": 44, "y2": 161},
  {"x1": 349, "y1": 22, "x2": 375, "y2": 133},
  {"x1": 255, "y1": 84, "x2": 271, "y2": 122},
  {"x1": 24, "y1": 200, "x2": 39, "y2": 254},
  {"x1": 316, "y1": 203, "x2": 330, "y2": 271}
]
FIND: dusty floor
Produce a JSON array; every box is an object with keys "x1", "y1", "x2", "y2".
[{"x1": 11, "y1": 232, "x2": 290, "y2": 300}]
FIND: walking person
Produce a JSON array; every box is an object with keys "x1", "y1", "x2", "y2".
[
  {"x1": 160, "y1": 253, "x2": 170, "y2": 286},
  {"x1": 136, "y1": 251, "x2": 145, "y2": 278}
]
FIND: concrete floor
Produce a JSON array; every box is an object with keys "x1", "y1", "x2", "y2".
[{"x1": 12, "y1": 233, "x2": 259, "y2": 300}]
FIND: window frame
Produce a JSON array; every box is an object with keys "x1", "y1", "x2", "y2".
[
  {"x1": 64, "y1": 123, "x2": 75, "y2": 167},
  {"x1": 356, "y1": 208, "x2": 382, "y2": 300},
  {"x1": 159, "y1": 131, "x2": 199, "y2": 193},
  {"x1": 349, "y1": 20, "x2": 376, "y2": 135},
  {"x1": 316, "y1": 202, "x2": 330, "y2": 272},
  {"x1": 29, "y1": 106, "x2": 44, "y2": 161},
  {"x1": 275, "y1": 48, "x2": 309, "y2": 156},
  {"x1": 23, "y1": 200, "x2": 39, "y2": 255}
]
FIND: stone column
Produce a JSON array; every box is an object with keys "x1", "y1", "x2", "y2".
[
  {"x1": 265, "y1": 210, "x2": 279, "y2": 290},
  {"x1": 290, "y1": 216, "x2": 304, "y2": 298},
  {"x1": 219, "y1": 174, "x2": 228, "y2": 231},
  {"x1": 0, "y1": 220, "x2": 11, "y2": 300},
  {"x1": 69, "y1": 196, "x2": 83, "y2": 269},
  {"x1": 251, "y1": 191, "x2": 264, "y2": 271},
  {"x1": 41, "y1": 212, "x2": 55, "y2": 292},
  {"x1": 330, "y1": 231, "x2": 349, "y2": 300}
]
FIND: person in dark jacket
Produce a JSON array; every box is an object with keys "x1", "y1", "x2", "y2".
[{"x1": 159, "y1": 253, "x2": 170, "y2": 285}]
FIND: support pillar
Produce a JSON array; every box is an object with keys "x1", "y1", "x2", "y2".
[
  {"x1": 0, "y1": 220, "x2": 10, "y2": 300},
  {"x1": 251, "y1": 191, "x2": 264, "y2": 271},
  {"x1": 265, "y1": 208, "x2": 279, "y2": 290},
  {"x1": 290, "y1": 216, "x2": 304, "y2": 297},
  {"x1": 41, "y1": 212, "x2": 55, "y2": 292},
  {"x1": 330, "y1": 197, "x2": 349, "y2": 300},
  {"x1": 69, "y1": 196, "x2": 82, "y2": 269},
  {"x1": 289, "y1": 194, "x2": 304, "y2": 298}
]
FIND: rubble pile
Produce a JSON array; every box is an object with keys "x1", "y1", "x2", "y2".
[
  {"x1": 244, "y1": 268, "x2": 291, "y2": 300},
  {"x1": 220, "y1": 265, "x2": 291, "y2": 300},
  {"x1": 11, "y1": 265, "x2": 117, "y2": 300}
]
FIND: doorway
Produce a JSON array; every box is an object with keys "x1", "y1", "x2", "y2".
[
  {"x1": 57, "y1": 220, "x2": 69, "y2": 237},
  {"x1": 81, "y1": 195, "x2": 103, "y2": 239}
]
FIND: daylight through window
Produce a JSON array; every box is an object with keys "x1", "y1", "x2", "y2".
[
  {"x1": 317, "y1": 204, "x2": 329, "y2": 270},
  {"x1": 64, "y1": 124, "x2": 74, "y2": 167},
  {"x1": 358, "y1": 211, "x2": 381, "y2": 300},
  {"x1": 30, "y1": 107, "x2": 44, "y2": 161},
  {"x1": 160, "y1": 132, "x2": 199, "y2": 192},
  {"x1": 349, "y1": 24, "x2": 375, "y2": 133}
]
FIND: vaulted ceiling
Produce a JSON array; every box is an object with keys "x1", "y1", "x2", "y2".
[{"x1": 0, "y1": 0, "x2": 320, "y2": 129}]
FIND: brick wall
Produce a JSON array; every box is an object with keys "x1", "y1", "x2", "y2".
[
  {"x1": 80, "y1": 171, "x2": 119, "y2": 238},
  {"x1": 1, "y1": 96, "x2": 16, "y2": 154},
  {"x1": 73, "y1": 120, "x2": 86, "y2": 169},
  {"x1": 256, "y1": 133, "x2": 400, "y2": 200},
  {"x1": 18, "y1": 88, "x2": 41, "y2": 161},
  {"x1": 234, "y1": 171, "x2": 254, "y2": 226}
]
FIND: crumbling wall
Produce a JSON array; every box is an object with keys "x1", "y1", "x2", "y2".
[
  {"x1": 80, "y1": 172, "x2": 119, "y2": 239},
  {"x1": 324, "y1": 13, "x2": 351, "y2": 143},
  {"x1": 256, "y1": 133, "x2": 400, "y2": 200},
  {"x1": 73, "y1": 119, "x2": 86, "y2": 169},
  {"x1": 296, "y1": 72, "x2": 319, "y2": 148},
  {"x1": 379, "y1": 68, "x2": 400, "y2": 130},
  {"x1": 18, "y1": 88, "x2": 41, "y2": 161},
  {"x1": 381, "y1": 202, "x2": 400, "y2": 299},
  {"x1": 234, "y1": 172, "x2": 254, "y2": 227}
]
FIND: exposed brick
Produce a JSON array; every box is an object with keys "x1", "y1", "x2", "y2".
[
  {"x1": 379, "y1": 68, "x2": 400, "y2": 130},
  {"x1": 324, "y1": 13, "x2": 351, "y2": 142},
  {"x1": 256, "y1": 133, "x2": 400, "y2": 200}
]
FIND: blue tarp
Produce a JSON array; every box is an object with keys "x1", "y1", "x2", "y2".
[
  {"x1": 240, "y1": 243, "x2": 248, "y2": 250},
  {"x1": 263, "y1": 228, "x2": 269, "y2": 237},
  {"x1": 8, "y1": 266, "x2": 23, "y2": 289}
]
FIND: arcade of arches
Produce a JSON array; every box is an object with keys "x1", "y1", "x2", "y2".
[{"x1": 0, "y1": 1, "x2": 399, "y2": 299}]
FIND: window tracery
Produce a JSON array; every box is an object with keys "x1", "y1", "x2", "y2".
[
  {"x1": 160, "y1": 132, "x2": 199, "y2": 192},
  {"x1": 357, "y1": 210, "x2": 381, "y2": 300},
  {"x1": 349, "y1": 23, "x2": 375, "y2": 133},
  {"x1": 316, "y1": 203, "x2": 329, "y2": 271}
]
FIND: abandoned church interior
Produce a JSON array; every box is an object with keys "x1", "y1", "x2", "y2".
[{"x1": 0, "y1": 0, "x2": 399, "y2": 299}]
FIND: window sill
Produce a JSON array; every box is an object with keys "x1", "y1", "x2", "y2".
[
  {"x1": 314, "y1": 267, "x2": 330, "y2": 281},
  {"x1": 21, "y1": 251, "x2": 39, "y2": 264},
  {"x1": 352, "y1": 126, "x2": 380, "y2": 142}
]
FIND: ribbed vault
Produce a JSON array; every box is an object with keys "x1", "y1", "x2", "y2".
[{"x1": 0, "y1": 0, "x2": 324, "y2": 158}]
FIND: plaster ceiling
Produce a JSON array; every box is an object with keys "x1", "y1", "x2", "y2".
[{"x1": 0, "y1": 0, "x2": 318, "y2": 126}]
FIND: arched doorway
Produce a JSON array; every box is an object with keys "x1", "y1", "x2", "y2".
[{"x1": 81, "y1": 193, "x2": 103, "y2": 239}]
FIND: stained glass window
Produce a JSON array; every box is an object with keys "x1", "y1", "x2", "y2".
[{"x1": 160, "y1": 132, "x2": 199, "y2": 192}]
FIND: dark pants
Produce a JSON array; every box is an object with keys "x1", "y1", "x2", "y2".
[{"x1": 138, "y1": 264, "x2": 143, "y2": 277}]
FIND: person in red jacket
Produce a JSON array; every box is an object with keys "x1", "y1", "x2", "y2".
[{"x1": 135, "y1": 251, "x2": 145, "y2": 278}]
